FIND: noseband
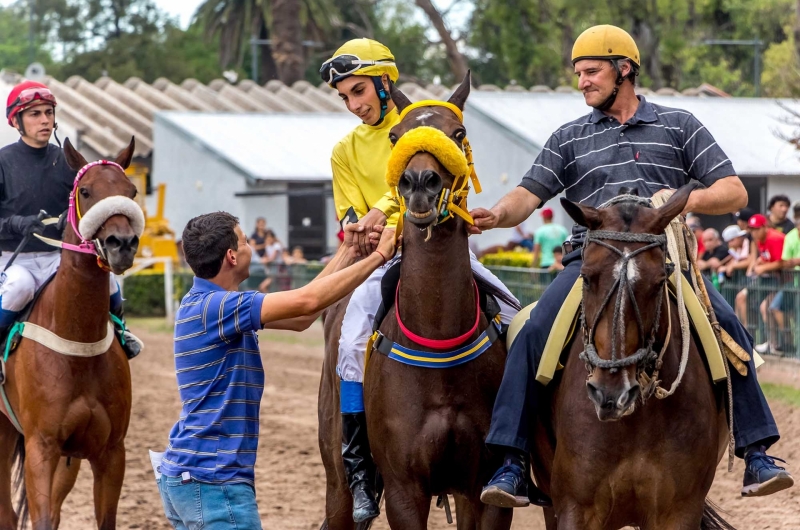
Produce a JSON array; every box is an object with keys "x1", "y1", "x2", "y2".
[{"x1": 579, "y1": 197, "x2": 671, "y2": 375}]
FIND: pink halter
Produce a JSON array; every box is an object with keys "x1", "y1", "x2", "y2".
[{"x1": 63, "y1": 160, "x2": 124, "y2": 256}]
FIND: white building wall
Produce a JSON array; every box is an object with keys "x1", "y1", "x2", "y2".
[
  {"x1": 153, "y1": 120, "x2": 248, "y2": 237},
  {"x1": 766, "y1": 176, "x2": 800, "y2": 208},
  {"x1": 464, "y1": 111, "x2": 572, "y2": 251}
]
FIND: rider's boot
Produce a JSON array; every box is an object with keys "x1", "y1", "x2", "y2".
[
  {"x1": 109, "y1": 306, "x2": 143, "y2": 360},
  {"x1": 342, "y1": 411, "x2": 380, "y2": 523},
  {"x1": 0, "y1": 306, "x2": 20, "y2": 351},
  {"x1": 481, "y1": 450, "x2": 552, "y2": 508},
  {"x1": 741, "y1": 445, "x2": 794, "y2": 497}
]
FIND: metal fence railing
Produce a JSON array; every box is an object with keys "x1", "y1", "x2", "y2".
[{"x1": 242, "y1": 262, "x2": 800, "y2": 360}]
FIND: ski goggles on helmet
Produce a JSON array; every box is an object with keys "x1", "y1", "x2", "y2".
[
  {"x1": 319, "y1": 54, "x2": 396, "y2": 85},
  {"x1": 6, "y1": 87, "x2": 57, "y2": 118}
]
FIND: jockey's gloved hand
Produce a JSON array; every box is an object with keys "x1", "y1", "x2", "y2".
[
  {"x1": 56, "y1": 209, "x2": 68, "y2": 234},
  {"x1": 9, "y1": 215, "x2": 45, "y2": 237}
]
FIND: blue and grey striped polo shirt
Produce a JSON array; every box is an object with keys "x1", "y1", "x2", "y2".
[
  {"x1": 161, "y1": 277, "x2": 266, "y2": 485},
  {"x1": 520, "y1": 96, "x2": 735, "y2": 217}
]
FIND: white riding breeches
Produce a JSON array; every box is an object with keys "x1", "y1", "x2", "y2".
[
  {"x1": 337, "y1": 251, "x2": 519, "y2": 383},
  {"x1": 0, "y1": 251, "x2": 118, "y2": 312}
]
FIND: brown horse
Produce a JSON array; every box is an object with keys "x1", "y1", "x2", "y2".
[
  {"x1": 530, "y1": 186, "x2": 733, "y2": 529},
  {"x1": 0, "y1": 139, "x2": 140, "y2": 530},
  {"x1": 319, "y1": 75, "x2": 515, "y2": 529}
]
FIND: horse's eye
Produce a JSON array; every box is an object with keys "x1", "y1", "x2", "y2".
[
  {"x1": 79, "y1": 187, "x2": 90, "y2": 198},
  {"x1": 454, "y1": 129, "x2": 466, "y2": 142},
  {"x1": 389, "y1": 132, "x2": 398, "y2": 145}
]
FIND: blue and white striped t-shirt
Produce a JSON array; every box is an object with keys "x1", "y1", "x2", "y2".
[
  {"x1": 161, "y1": 277, "x2": 266, "y2": 485},
  {"x1": 519, "y1": 96, "x2": 735, "y2": 213}
]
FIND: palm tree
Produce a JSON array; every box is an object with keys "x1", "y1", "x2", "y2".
[
  {"x1": 197, "y1": 0, "x2": 308, "y2": 84},
  {"x1": 196, "y1": 0, "x2": 373, "y2": 85}
]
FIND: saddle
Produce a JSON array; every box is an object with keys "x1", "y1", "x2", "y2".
[{"x1": 367, "y1": 258, "x2": 506, "y2": 369}]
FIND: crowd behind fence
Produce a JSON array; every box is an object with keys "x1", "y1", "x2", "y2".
[{"x1": 241, "y1": 262, "x2": 800, "y2": 360}]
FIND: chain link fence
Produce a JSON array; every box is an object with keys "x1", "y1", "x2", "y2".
[{"x1": 242, "y1": 262, "x2": 800, "y2": 360}]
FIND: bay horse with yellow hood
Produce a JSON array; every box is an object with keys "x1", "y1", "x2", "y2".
[{"x1": 319, "y1": 74, "x2": 522, "y2": 529}]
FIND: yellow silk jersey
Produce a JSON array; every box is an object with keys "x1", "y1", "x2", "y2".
[{"x1": 331, "y1": 109, "x2": 401, "y2": 228}]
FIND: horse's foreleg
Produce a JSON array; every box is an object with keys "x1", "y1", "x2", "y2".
[
  {"x1": 382, "y1": 480, "x2": 430, "y2": 530},
  {"x1": 50, "y1": 457, "x2": 81, "y2": 529},
  {"x1": 24, "y1": 436, "x2": 60, "y2": 530},
  {"x1": 0, "y1": 415, "x2": 19, "y2": 530},
  {"x1": 89, "y1": 444, "x2": 125, "y2": 530},
  {"x1": 475, "y1": 498, "x2": 513, "y2": 529}
]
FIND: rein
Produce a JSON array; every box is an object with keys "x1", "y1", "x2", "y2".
[
  {"x1": 579, "y1": 229, "x2": 667, "y2": 373},
  {"x1": 395, "y1": 280, "x2": 480, "y2": 349}
]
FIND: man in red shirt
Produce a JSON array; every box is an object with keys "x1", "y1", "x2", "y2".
[{"x1": 747, "y1": 214, "x2": 785, "y2": 354}]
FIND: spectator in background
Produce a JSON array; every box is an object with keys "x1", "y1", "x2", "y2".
[
  {"x1": 718, "y1": 225, "x2": 751, "y2": 278},
  {"x1": 745, "y1": 214, "x2": 785, "y2": 355},
  {"x1": 508, "y1": 223, "x2": 534, "y2": 251},
  {"x1": 736, "y1": 207, "x2": 756, "y2": 232},
  {"x1": 532, "y1": 207, "x2": 568, "y2": 269},
  {"x1": 698, "y1": 228, "x2": 730, "y2": 272},
  {"x1": 249, "y1": 217, "x2": 268, "y2": 259},
  {"x1": 291, "y1": 246, "x2": 307, "y2": 264},
  {"x1": 768, "y1": 202, "x2": 800, "y2": 355},
  {"x1": 548, "y1": 247, "x2": 564, "y2": 273},
  {"x1": 767, "y1": 194, "x2": 794, "y2": 234},
  {"x1": 261, "y1": 230, "x2": 283, "y2": 265}
]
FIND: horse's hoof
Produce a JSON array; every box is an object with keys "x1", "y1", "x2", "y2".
[
  {"x1": 480, "y1": 485, "x2": 531, "y2": 508},
  {"x1": 741, "y1": 472, "x2": 794, "y2": 497}
]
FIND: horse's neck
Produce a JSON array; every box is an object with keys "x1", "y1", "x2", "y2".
[
  {"x1": 397, "y1": 224, "x2": 476, "y2": 339},
  {"x1": 50, "y1": 249, "x2": 110, "y2": 341}
]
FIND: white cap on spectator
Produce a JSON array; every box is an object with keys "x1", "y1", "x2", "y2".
[{"x1": 722, "y1": 225, "x2": 747, "y2": 242}]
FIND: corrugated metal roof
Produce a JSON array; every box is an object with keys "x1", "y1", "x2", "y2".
[
  {"x1": 155, "y1": 112, "x2": 359, "y2": 181},
  {"x1": 0, "y1": 68, "x2": 739, "y2": 159},
  {"x1": 467, "y1": 92, "x2": 800, "y2": 176}
]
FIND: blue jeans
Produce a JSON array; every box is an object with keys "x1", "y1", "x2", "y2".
[{"x1": 156, "y1": 475, "x2": 262, "y2": 530}]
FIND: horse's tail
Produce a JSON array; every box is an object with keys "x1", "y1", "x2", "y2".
[
  {"x1": 473, "y1": 272, "x2": 522, "y2": 312},
  {"x1": 700, "y1": 499, "x2": 736, "y2": 530},
  {"x1": 12, "y1": 434, "x2": 27, "y2": 530}
]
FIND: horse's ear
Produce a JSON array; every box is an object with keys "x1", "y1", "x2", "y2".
[
  {"x1": 115, "y1": 137, "x2": 135, "y2": 170},
  {"x1": 650, "y1": 182, "x2": 701, "y2": 233},
  {"x1": 63, "y1": 138, "x2": 88, "y2": 171},
  {"x1": 389, "y1": 82, "x2": 412, "y2": 115},
  {"x1": 560, "y1": 197, "x2": 602, "y2": 230},
  {"x1": 448, "y1": 70, "x2": 471, "y2": 111}
]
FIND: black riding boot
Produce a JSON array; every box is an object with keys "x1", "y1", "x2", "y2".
[
  {"x1": 342, "y1": 412, "x2": 380, "y2": 523},
  {"x1": 110, "y1": 308, "x2": 142, "y2": 360}
]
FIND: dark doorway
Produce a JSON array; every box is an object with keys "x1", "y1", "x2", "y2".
[{"x1": 288, "y1": 183, "x2": 328, "y2": 260}]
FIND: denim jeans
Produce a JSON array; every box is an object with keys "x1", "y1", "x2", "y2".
[{"x1": 156, "y1": 475, "x2": 262, "y2": 530}]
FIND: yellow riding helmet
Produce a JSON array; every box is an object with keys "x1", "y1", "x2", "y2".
[
  {"x1": 321, "y1": 38, "x2": 400, "y2": 87},
  {"x1": 571, "y1": 25, "x2": 640, "y2": 67}
]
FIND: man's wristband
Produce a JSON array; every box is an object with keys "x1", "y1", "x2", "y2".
[{"x1": 375, "y1": 250, "x2": 388, "y2": 264}]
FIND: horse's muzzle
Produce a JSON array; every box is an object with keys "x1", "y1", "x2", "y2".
[
  {"x1": 102, "y1": 234, "x2": 139, "y2": 274},
  {"x1": 399, "y1": 169, "x2": 443, "y2": 226},
  {"x1": 586, "y1": 379, "x2": 640, "y2": 421}
]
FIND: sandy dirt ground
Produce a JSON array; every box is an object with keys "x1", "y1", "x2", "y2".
[{"x1": 50, "y1": 320, "x2": 799, "y2": 529}]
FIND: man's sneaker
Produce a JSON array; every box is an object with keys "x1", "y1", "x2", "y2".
[
  {"x1": 754, "y1": 342, "x2": 770, "y2": 355},
  {"x1": 480, "y1": 464, "x2": 530, "y2": 508},
  {"x1": 742, "y1": 447, "x2": 794, "y2": 497}
]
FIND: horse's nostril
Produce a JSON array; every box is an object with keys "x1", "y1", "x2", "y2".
[{"x1": 104, "y1": 235, "x2": 121, "y2": 251}]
